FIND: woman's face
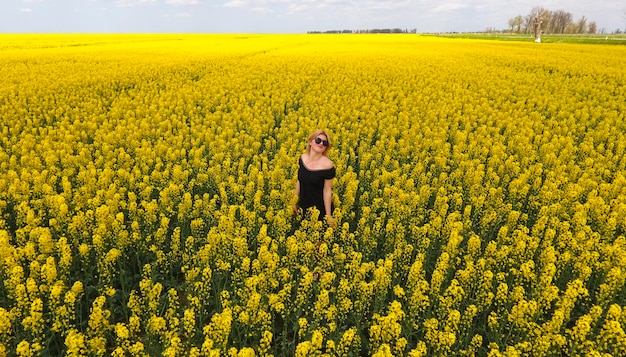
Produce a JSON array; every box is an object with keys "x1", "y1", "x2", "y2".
[{"x1": 310, "y1": 134, "x2": 329, "y2": 154}]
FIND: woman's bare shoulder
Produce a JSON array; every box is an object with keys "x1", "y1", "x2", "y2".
[{"x1": 321, "y1": 156, "x2": 334, "y2": 169}]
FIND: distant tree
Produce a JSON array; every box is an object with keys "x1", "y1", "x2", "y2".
[
  {"x1": 565, "y1": 23, "x2": 577, "y2": 34},
  {"x1": 576, "y1": 16, "x2": 588, "y2": 34},
  {"x1": 541, "y1": 10, "x2": 554, "y2": 32},
  {"x1": 523, "y1": 6, "x2": 548, "y2": 33},
  {"x1": 588, "y1": 21, "x2": 597, "y2": 34},
  {"x1": 549, "y1": 10, "x2": 573, "y2": 34},
  {"x1": 508, "y1": 15, "x2": 524, "y2": 33}
]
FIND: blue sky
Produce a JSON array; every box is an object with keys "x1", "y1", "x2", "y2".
[{"x1": 1, "y1": 0, "x2": 624, "y2": 34}]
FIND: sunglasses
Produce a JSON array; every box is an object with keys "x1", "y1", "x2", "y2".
[{"x1": 314, "y1": 137, "x2": 329, "y2": 147}]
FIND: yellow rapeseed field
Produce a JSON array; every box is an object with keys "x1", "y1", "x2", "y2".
[{"x1": 1, "y1": 34, "x2": 625, "y2": 356}]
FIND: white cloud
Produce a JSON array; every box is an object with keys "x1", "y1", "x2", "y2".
[
  {"x1": 433, "y1": 2, "x2": 470, "y2": 13},
  {"x1": 164, "y1": 0, "x2": 198, "y2": 5},
  {"x1": 223, "y1": 0, "x2": 248, "y2": 8},
  {"x1": 114, "y1": 0, "x2": 157, "y2": 7},
  {"x1": 222, "y1": 0, "x2": 363, "y2": 10},
  {"x1": 19, "y1": 7, "x2": 33, "y2": 12},
  {"x1": 366, "y1": 1, "x2": 412, "y2": 11},
  {"x1": 220, "y1": 0, "x2": 415, "y2": 13},
  {"x1": 251, "y1": 7, "x2": 274, "y2": 14},
  {"x1": 21, "y1": 0, "x2": 44, "y2": 3},
  {"x1": 287, "y1": 4, "x2": 309, "y2": 13},
  {"x1": 161, "y1": 12, "x2": 193, "y2": 17}
]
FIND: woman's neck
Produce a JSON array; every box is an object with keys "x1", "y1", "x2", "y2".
[{"x1": 308, "y1": 151, "x2": 324, "y2": 160}]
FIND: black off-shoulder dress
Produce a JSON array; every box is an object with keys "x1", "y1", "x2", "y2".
[{"x1": 297, "y1": 156, "x2": 336, "y2": 216}]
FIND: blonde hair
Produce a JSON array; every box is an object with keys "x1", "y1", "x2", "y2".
[{"x1": 305, "y1": 129, "x2": 332, "y2": 155}]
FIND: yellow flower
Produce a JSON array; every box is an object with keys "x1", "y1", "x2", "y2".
[
  {"x1": 203, "y1": 308, "x2": 232, "y2": 349},
  {"x1": 147, "y1": 315, "x2": 166, "y2": 334},
  {"x1": 258, "y1": 330, "x2": 272, "y2": 355},
  {"x1": 311, "y1": 329, "x2": 324, "y2": 349},
  {"x1": 129, "y1": 342, "x2": 146, "y2": 356},
  {"x1": 407, "y1": 341, "x2": 428, "y2": 357},
  {"x1": 78, "y1": 243, "x2": 90, "y2": 259},
  {"x1": 129, "y1": 315, "x2": 141, "y2": 335},
  {"x1": 236, "y1": 347, "x2": 256, "y2": 357},
  {"x1": 0, "y1": 308, "x2": 11, "y2": 337},
  {"x1": 183, "y1": 308, "x2": 196, "y2": 337},
  {"x1": 25, "y1": 277, "x2": 38, "y2": 296},
  {"x1": 115, "y1": 323, "x2": 130, "y2": 340},
  {"x1": 111, "y1": 347, "x2": 125, "y2": 357},
  {"x1": 22, "y1": 298, "x2": 44, "y2": 337},
  {"x1": 104, "y1": 248, "x2": 122, "y2": 264},
  {"x1": 64, "y1": 329, "x2": 86, "y2": 357},
  {"x1": 393, "y1": 285, "x2": 405, "y2": 298},
  {"x1": 372, "y1": 344, "x2": 393, "y2": 357},
  {"x1": 298, "y1": 318, "x2": 309, "y2": 339},
  {"x1": 295, "y1": 341, "x2": 313, "y2": 357},
  {"x1": 16, "y1": 340, "x2": 34, "y2": 357}
]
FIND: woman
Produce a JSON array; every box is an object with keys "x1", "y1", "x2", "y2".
[{"x1": 293, "y1": 129, "x2": 336, "y2": 227}]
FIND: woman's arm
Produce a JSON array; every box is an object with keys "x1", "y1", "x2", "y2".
[
  {"x1": 323, "y1": 178, "x2": 334, "y2": 224},
  {"x1": 293, "y1": 180, "x2": 301, "y2": 215}
]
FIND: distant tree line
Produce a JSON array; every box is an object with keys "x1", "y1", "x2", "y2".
[
  {"x1": 508, "y1": 6, "x2": 611, "y2": 34},
  {"x1": 308, "y1": 7, "x2": 625, "y2": 35}
]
